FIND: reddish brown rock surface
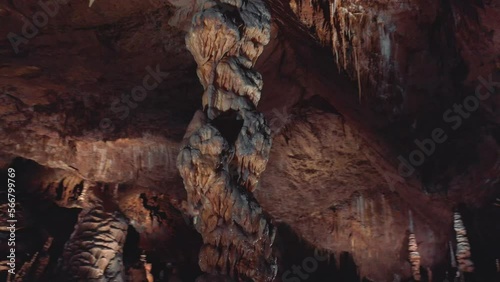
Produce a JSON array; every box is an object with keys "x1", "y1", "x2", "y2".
[{"x1": 0, "y1": 0, "x2": 498, "y2": 281}]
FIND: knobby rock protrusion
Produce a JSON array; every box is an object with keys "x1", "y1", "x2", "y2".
[{"x1": 177, "y1": 0, "x2": 277, "y2": 281}]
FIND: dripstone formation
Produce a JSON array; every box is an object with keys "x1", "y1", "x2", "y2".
[
  {"x1": 57, "y1": 187, "x2": 128, "y2": 281},
  {"x1": 408, "y1": 233, "x2": 421, "y2": 281},
  {"x1": 177, "y1": 0, "x2": 277, "y2": 281},
  {"x1": 453, "y1": 212, "x2": 474, "y2": 273}
]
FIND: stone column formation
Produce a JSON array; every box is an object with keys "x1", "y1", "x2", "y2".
[
  {"x1": 177, "y1": 0, "x2": 277, "y2": 281},
  {"x1": 453, "y1": 212, "x2": 474, "y2": 273},
  {"x1": 57, "y1": 189, "x2": 128, "y2": 282}
]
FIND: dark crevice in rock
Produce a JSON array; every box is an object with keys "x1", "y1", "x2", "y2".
[{"x1": 211, "y1": 110, "x2": 245, "y2": 145}]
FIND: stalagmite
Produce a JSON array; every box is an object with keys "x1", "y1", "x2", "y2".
[
  {"x1": 453, "y1": 212, "x2": 474, "y2": 273},
  {"x1": 177, "y1": 0, "x2": 277, "y2": 281},
  {"x1": 408, "y1": 210, "x2": 421, "y2": 281},
  {"x1": 408, "y1": 233, "x2": 421, "y2": 281},
  {"x1": 57, "y1": 186, "x2": 128, "y2": 281}
]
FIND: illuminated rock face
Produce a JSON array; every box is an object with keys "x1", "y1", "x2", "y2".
[{"x1": 177, "y1": 0, "x2": 277, "y2": 281}]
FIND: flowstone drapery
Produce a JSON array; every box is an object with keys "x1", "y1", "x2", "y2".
[{"x1": 177, "y1": 0, "x2": 277, "y2": 281}]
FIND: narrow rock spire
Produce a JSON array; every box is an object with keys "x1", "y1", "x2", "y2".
[
  {"x1": 408, "y1": 210, "x2": 420, "y2": 281},
  {"x1": 408, "y1": 233, "x2": 421, "y2": 281},
  {"x1": 453, "y1": 212, "x2": 474, "y2": 273}
]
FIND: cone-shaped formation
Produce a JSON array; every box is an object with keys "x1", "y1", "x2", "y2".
[
  {"x1": 57, "y1": 190, "x2": 128, "y2": 281},
  {"x1": 408, "y1": 233, "x2": 421, "y2": 281},
  {"x1": 453, "y1": 212, "x2": 474, "y2": 273},
  {"x1": 178, "y1": 0, "x2": 276, "y2": 281}
]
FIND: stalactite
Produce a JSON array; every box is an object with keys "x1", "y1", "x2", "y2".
[
  {"x1": 339, "y1": 7, "x2": 348, "y2": 70},
  {"x1": 40, "y1": 173, "x2": 86, "y2": 208},
  {"x1": 328, "y1": 0, "x2": 365, "y2": 100},
  {"x1": 177, "y1": 0, "x2": 277, "y2": 281},
  {"x1": 57, "y1": 188, "x2": 128, "y2": 281},
  {"x1": 353, "y1": 37, "x2": 362, "y2": 102},
  {"x1": 330, "y1": 2, "x2": 340, "y2": 69},
  {"x1": 453, "y1": 212, "x2": 474, "y2": 273}
]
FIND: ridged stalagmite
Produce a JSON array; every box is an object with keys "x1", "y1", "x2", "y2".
[
  {"x1": 408, "y1": 233, "x2": 421, "y2": 281},
  {"x1": 57, "y1": 189, "x2": 128, "y2": 281},
  {"x1": 453, "y1": 212, "x2": 474, "y2": 273}
]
